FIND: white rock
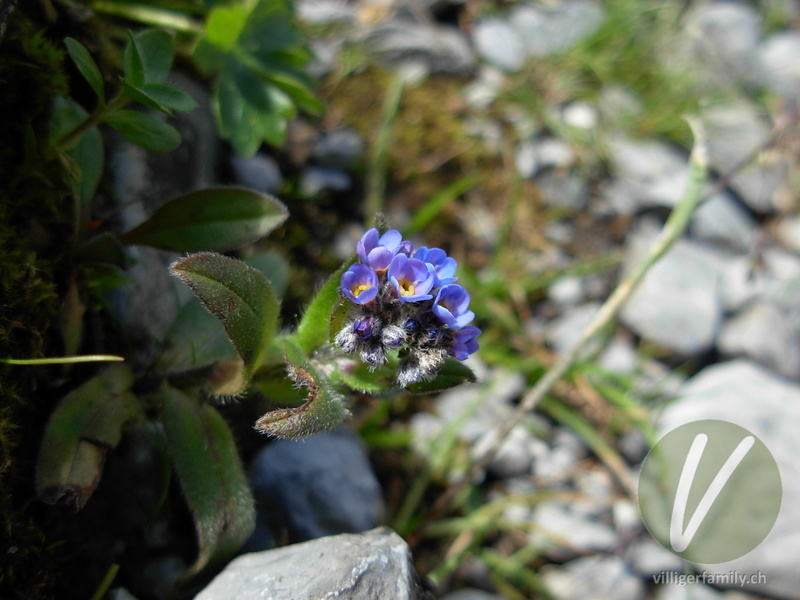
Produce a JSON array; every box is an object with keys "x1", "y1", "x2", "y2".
[
  {"x1": 660, "y1": 360, "x2": 800, "y2": 600},
  {"x1": 717, "y1": 300, "x2": 800, "y2": 379},
  {"x1": 472, "y1": 19, "x2": 526, "y2": 72},
  {"x1": 510, "y1": 0, "x2": 605, "y2": 58},
  {"x1": 760, "y1": 31, "x2": 800, "y2": 104},
  {"x1": 620, "y1": 225, "x2": 725, "y2": 354},
  {"x1": 541, "y1": 555, "x2": 645, "y2": 600}
]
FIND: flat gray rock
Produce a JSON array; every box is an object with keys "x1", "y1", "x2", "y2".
[
  {"x1": 620, "y1": 226, "x2": 725, "y2": 355},
  {"x1": 510, "y1": 0, "x2": 605, "y2": 59},
  {"x1": 717, "y1": 300, "x2": 800, "y2": 379},
  {"x1": 197, "y1": 528, "x2": 433, "y2": 600},
  {"x1": 701, "y1": 102, "x2": 788, "y2": 213},
  {"x1": 659, "y1": 360, "x2": 800, "y2": 599},
  {"x1": 540, "y1": 555, "x2": 645, "y2": 600},
  {"x1": 472, "y1": 19, "x2": 526, "y2": 72},
  {"x1": 760, "y1": 31, "x2": 800, "y2": 104}
]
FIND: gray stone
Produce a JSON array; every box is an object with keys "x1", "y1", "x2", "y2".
[
  {"x1": 537, "y1": 170, "x2": 588, "y2": 210},
  {"x1": 515, "y1": 139, "x2": 538, "y2": 178},
  {"x1": 248, "y1": 430, "x2": 383, "y2": 544},
  {"x1": 463, "y1": 66, "x2": 505, "y2": 109},
  {"x1": 196, "y1": 528, "x2": 434, "y2": 600},
  {"x1": 760, "y1": 31, "x2": 800, "y2": 104},
  {"x1": 108, "y1": 72, "x2": 218, "y2": 231},
  {"x1": 471, "y1": 425, "x2": 534, "y2": 478},
  {"x1": 548, "y1": 276, "x2": 584, "y2": 307},
  {"x1": 701, "y1": 102, "x2": 788, "y2": 213},
  {"x1": 682, "y1": 3, "x2": 762, "y2": 89},
  {"x1": 532, "y1": 429, "x2": 588, "y2": 487},
  {"x1": 540, "y1": 555, "x2": 645, "y2": 600},
  {"x1": 691, "y1": 192, "x2": 756, "y2": 253},
  {"x1": 367, "y1": 19, "x2": 475, "y2": 76},
  {"x1": 654, "y1": 582, "x2": 726, "y2": 600},
  {"x1": 440, "y1": 590, "x2": 505, "y2": 600},
  {"x1": 296, "y1": 0, "x2": 356, "y2": 25},
  {"x1": 625, "y1": 538, "x2": 684, "y2": 578},
  {"x1": 510, "y1": 0, "x2": 605, "y2": 59},
  {"x1": 545, "y1": 302, "x2": 602, "y2": 355},
  {"x1": 300, "y1": 166, "x2": 352, "y2": 196},
  {"x1": 535, "y1": 137, "x2": 576, "y2": 169},
  {"x1": 659, "y1": 359, "x2": 800, "y2": 600},
  {"x1": 530, "y1": 501, "x2": 618, "y2": 557},
  {"x1": 435, "y1": 370, "x2": 526, "y2": 443},
  {"x1": 717, "y1": 300, "x2": 800, "y2": 378},
  {"x1": 230, "y1": 154, "x2": 283, "y2": 194},
  {"x1": 472, "y1": 19, "x2": 526, "y2": 72},
  {"x1": 312, "y1": 128, "x2": 365, "y2": 170},
  {"x1": 620, "y1": 224, "x2": 725, "y2": 354},
  {"x1": 606, "y1": 137, "x2": 689, "y2": 213},
  {"x1": 562, "y1": 102, "x2": 599, "y2": 130}
]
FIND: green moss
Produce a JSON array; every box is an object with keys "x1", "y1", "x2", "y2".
[{"x1": 0, "y1": 9, "x2": 75, "y2": 600}]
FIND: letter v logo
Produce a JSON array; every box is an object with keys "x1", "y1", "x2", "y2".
[
  {"x1": 638, "y1": 420, "x2": 781, "y2": 563},
  {"x1": 669, "y1": 433, "x2": 754, "y2": 552}
]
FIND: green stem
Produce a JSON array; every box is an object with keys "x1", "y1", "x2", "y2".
[
  {"x1": 0, "y1": 355, "x2": 125, "y2": 365},
  {"x1": 89, "y1": 563, "x2": 120, "y2": 600},
  {"x1": 57, "y1": 93, "x2": 128, "y2": 150}
]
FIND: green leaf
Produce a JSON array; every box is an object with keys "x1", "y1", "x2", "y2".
[
  {"x1": 244, "y1": 251, "x2": 290, "y2": 298},
  {"x1": 334, "y1": 361, "x2": 394, "y2": 395},
  {"x1": 161, "y1": 386, "x2": 255, "y2": 577},
  {"x1": 215, "y1": 74, "x2": 263, "y2": 157},
  {"x1": 204, "y1": 2, "x2": 253, "y2": 51},
  {"x1": 123, "y1": 31, "x2": 145, "y2": 87},
  {"x1": 296, "y1": 256, "x2": 356, "y2": 354},
  {"x1": 106, "y1": 109, "x2": 181, "y2": 153},
  {"x1": 121, "y1": 78, "x2": 174, "y2": 115},
  {"x1": 120, "y1": 186, "x2": 288, "y2": 252},
  {"x1": 64, "y1": 37, "x2": 105, "y2": 103},
  {"x1": 35, "y1": 365, "x2": 141, "y2": 510},
  {"x1": 407, "y1": 358, "x2": 478, "y2": 394},
  {"x1": 254, "y1": 339, "x2": 348, "y2": 438},
  {"x1": 156, "y1": 297, "x2": 237, "y2": 373},
  {"x1": 142, "y1": 83, "x2": 198, "y2": 112},
  {"x1": 169, "y1": 252, "x2": 279, "y2": 385},
  {"x1": 49, "y1": 97, "x2": 104, "y2": 231},
  {"x1": 232, "y1": 60, "x2": 273, "y2": 111},
  {"x1": 258, "y1": 110, "x2": 287, "y2": 148},
  {"x1": 75, "y1": 232, "x2": 127, "y2": 268},
  {"x1": 132, "y1": 29, "x2": 174, "y2": 84}
]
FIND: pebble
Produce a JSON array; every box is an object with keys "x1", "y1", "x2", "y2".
[
  {"x1": 530, "y1": 501, "x2": 619, "y2": 558},
  {"x1": 197, "y1": 528, "x2": 434, "y2": 600},
  {"x1": 510, "y1": 0, "x2": 605, "y2": 59},
  {"x1": 230, "y1": 154, "x2": 283, "y2": 194},
  {"x1": 311, "y1": 128, "x2": 365, "y2": 171},
  {"x1": 620, "y1": 223, "x2": 725, "y2": 355},
  {"x1": 299, "y1": 166, "x2": 352, "y2": 196},
  {"x1": 760, "y1": 31, "x2": 800, "y2": 105},
  {"x1": 472, "y1": 19, "x2": 526, "y2": 73},
  {"x1": 701, "y1": 101, "x2": 788, "y2": 214},
  {"x1": 247, "y1": 430, "x2": 384, "y2": 544},
  {"x1": 717, "y1": 299, "x2": 800, "y2": 379},
  {"x1": 540, "y1": 555, "x2": 645, "y2": 600}
]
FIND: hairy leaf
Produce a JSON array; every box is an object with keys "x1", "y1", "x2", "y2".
[
  {"x1": 170, "y1": 252, "x2": 279, "y2": 385},
  {"x1": 36, "y1": 365, "x2": 140, "y2": 510},
  {"x1": 407, "y1": 358, "x2": 477, "y2": 394},
  {"x1": 121, "y1": 187, "x2": 288, "y2": 252},
  {"x1": 161, "y1": 386, "x2": 255, "y2": 577},
  {"x1": 255, "y1": 339, "x2": 348, "y2": 438}
]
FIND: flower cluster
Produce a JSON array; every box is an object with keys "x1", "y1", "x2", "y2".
[{"x1": 335, "y1": 228, "x2": 480, "y2": 387}]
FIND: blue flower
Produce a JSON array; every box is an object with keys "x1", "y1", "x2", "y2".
[
  {"x1": 413, "y1": 246, "x2": 457, "y2": 286},
  {"x1": 357, "y1": 228, "x2": 407, "y2": 272},
  {"x1": 450, "y1": 326, "x2": 480, "y2": 360},
  {"x1": 341, "y1": 263, "x2": 379, "y2": 304},
  {"x1": 432, "y1": 284, "x2": 474, "y2": 328},
  {"x1": 388, "y1": 254, "x2": 435, "y2": 303}
]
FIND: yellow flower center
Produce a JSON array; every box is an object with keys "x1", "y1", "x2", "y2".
[
  {"x1": 353, "y1": 284, "x2": 371, "y2": 297},
  {"x1": 399, "y1": 280, "x2": 415, "y2": 296}
]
